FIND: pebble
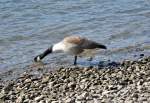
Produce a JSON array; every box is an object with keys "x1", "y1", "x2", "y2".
[
  {"x1": 34, "y1": 95, "x2": 44, "y2": 101},
  {"x1": 24, "y1": 79, "x2": 32, "y2": 83},
  {"x1": 80, "y1": 84, "x2": 85, "y2": 89},
  {"x1": 51, "y1": 101, "x2": 59, "y2": 103},
  {"x1": 81, "y1": 92, "x2": 88, "y2": 99},
  {"x1": 93, "y1": 98, "x2": 99, "y2": 103},
  {"x1": 16, "y1": 94, "x2": 25, "y2": 103},
  {"x1": 24, "y1": 99, "x2": 30, "y2": 103},
  {"x1": 75, "y1": 101, "x2": 82, "y2": 103},
  {"x1": 42, "y1": 76, "x2": 50, "y2": 83},
  {"x1": 0, "y1": 90, "x2": 5, "y2": 99},
  {"x1": 1, "y1": 56, "x2": 150, "y2": 103},
  {"x1": 76, "y1": 92, "x2": 88, "y2": 101},
  {"x1": 68, "y1": 82, "x2": 76, "y2": 89},
  {"x1": 65, "y1": 98, "x2": 74, "y2": 103}
]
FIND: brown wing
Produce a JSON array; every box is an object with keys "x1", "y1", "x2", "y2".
[
  {"x1": 63, "y1": 35, "x2": 107, "y2": 49},
  {"x1": 81, "y1": 39, "x2": 107, "y2": 49},
  {"x1": 63, "y1": 35, "x2": 85, "y2": 45}
]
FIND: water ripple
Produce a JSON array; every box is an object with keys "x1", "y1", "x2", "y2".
[{"x1": 0, "y1": 0, "x2": 150, "y2": 72}]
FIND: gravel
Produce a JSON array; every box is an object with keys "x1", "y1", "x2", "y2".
[{"x1": 0, "y1": 56, "x2": 150, "y2": 103}]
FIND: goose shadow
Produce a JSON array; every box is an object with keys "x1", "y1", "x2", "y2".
[{"x1": 77, "y1": 59, "x2": 121, "y2": 69}]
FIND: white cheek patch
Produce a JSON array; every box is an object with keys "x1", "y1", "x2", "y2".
[{"x1": 37, "y1": 56, "x2": 41, "y2": 61}]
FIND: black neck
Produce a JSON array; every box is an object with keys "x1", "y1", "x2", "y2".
[{"x1": 39, "y1": 46, "x2": 53, "y2": 60}]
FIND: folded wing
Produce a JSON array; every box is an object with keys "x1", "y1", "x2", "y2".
[{"x1": 81, "y1": 39, "x2": 107, "y2": 49}]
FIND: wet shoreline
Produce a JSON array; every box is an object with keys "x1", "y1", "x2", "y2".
[
  {"x1": 0, "y1": 52, "x2": 147, "y2": 81},
  {"x1": 0, "y1": 56, "x2": 150, "y2": 102}
]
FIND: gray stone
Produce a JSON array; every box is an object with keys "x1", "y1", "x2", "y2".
[
  {"x1": 76, "y1": 92, "x2": 88, "y2": 101},
  {"x1": 34, "y1": 95, "x2": 44, "y2": 101},
  {"x1": 42, "y1": 76, "x2": 50, "y2": 83},
  {"x1": 65, "y1": 98, "x2": 74, "y2": 103},
  {"x1": 0, "y1": 90, "x2": 5, "y2": 99},
  {"x1": 93, "y1": 98, "x2": 99, "y2": 103},
  {"x1": 16, "y1": 95, "x2": 25, "y2": 103},
  {"x1": 80, "y1": 84, "x2": 85, "y2": 89},
  {"x1": 51, "y1": 101, "x2": 59, "y2": 103},
  {"x1": 81, "y1": 78, "x2": 88, "y2": 83},
  {"x1": 48, "y1": 81, "x2": 55, "y2": 89},
  {"x1": 81, "y1": 92, "x2": 88, "y2": 98},
  {"x1": 75, "y1": 101, "x2": 82, "y2": 103},
  {"x1": 68, "y1": 82, "x2": 76, "y2": 89},
  {"x1": 24, "y1": 99, "x2": 30, "y2": 103},
  {"x1": 24, "y1": 79, "x2": 32, "y2": 83},
  {"x1": 39, "y1": 100, "x2": 45, "y2": 103}
]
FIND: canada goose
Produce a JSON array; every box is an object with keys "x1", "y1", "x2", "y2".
[{"x1": 34, "y1": 35, "x2": 107, "y2": 65}]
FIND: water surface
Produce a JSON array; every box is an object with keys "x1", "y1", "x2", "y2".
[{"x1": 0, "y1": 0, "x2": 150, "y2": 73}]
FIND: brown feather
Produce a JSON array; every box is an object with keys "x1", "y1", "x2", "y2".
[
  {"x1": 63, "y1": 35, "x2": 107, "y2": 49},
  {"x1": 63, "y1": 36, "x2": 85, "y2": 45}
]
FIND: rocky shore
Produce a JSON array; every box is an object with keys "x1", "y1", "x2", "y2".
[{"x1": 0, "y1": 56, "x2": 150, "y2": 103}]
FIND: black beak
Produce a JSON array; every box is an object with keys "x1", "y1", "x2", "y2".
[
  {"x1": 34, "y1": 46, "x2": 53, "y2": 62},
  {"x1": 34, "y1": 55, "x2": 41, "y2": 62}
]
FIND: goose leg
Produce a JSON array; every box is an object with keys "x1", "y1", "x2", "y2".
[{"x1": 74, "y1": 56, "x2": 77, "y2": 65}]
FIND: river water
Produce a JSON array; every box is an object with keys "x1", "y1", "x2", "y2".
[{"x1": 0, "y1": 0, "x2": 150, "y2": 73}]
